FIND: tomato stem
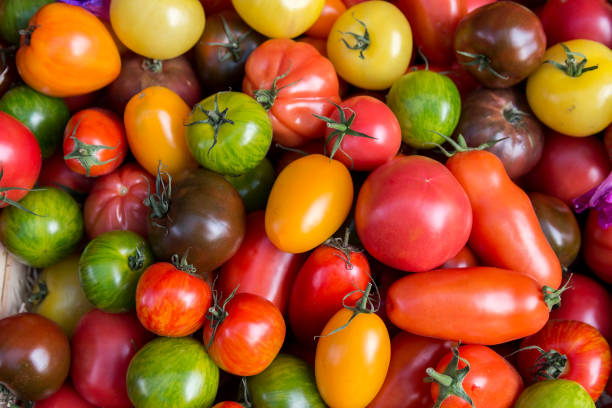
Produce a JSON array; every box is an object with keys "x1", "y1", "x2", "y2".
[
  {"x1": 184, "y1": 92, "x2": 235, "y2": 157},
  {"x1": 239, "y1": 377, "x2": 253, "y2": 408},
  {"x1": 544, "y1": 43, "x2": 598, "y2": 77},
  {"x1": 506, "y1": 345, "x2": 568, "y2": 382},
  {"x1": 426, "y1": 130, "x2": 507, "y2": 157},
  {"x1": 18, "y1": 25, "x2": 39, "y2": 46},
  {"x1": 253, "y1": 64, "x2": 299, "y2": 111},
  {"x1": 456, "y1": 50, "x2": 509, "y2": 80},
  {"x1": 205, "y1": 284, "x2": 240, "y2": 350},
  {"x1": 63, "y1": 119, "x2": 118, "y2": 177},
  {"x1": 0, "y1": 163, "x2": 44, "y2": 216},
  {"x1": 171, "y1": 248, "x2": 198, "y2": 275},
  {"x1": 142, "y1": 59, "x2": 163, "y2": 73},
  {"x1": 323, "y1": 226, "x2": 362, "y2": 269},
  {"x1": 339, "y1": 14, "x2": 370, "y2": 59},
  {"x1": 128, "y1": 245, "x2": 146, "y2": 271},
  {"x1": 206, "y1": 15, "x2": 252, "y2": 63},
  {"x1": 502, "y1": 103, "x2": 530, "y2": 126},
  {"x1": 143, "y1": 161, "x2": 172, "y2": 224},
  {"x1": 542, "y1": 274, "x2": 573, "y2": 311},
  {"x1": 425, "y1": 346, "x2": 475, "y2": 408},
  {"x1": 27, "y1": 279, "x2": 48, "y2": 305}
]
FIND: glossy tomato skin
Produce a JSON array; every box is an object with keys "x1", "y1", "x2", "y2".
[
  {"x1": 219, "y1": 211, "x2": 304, "y2": 315},
  {"x1": 83, "y1": 162, "x2": 154, "y2": 239},
  {"x1": 356, "y1": 155, "x2": 472, "y2": 272},
  {"x1": 0, "y1": 313, "x2": 70, "y2": 401},
  {"x1": 440, "y1": 245, "x2": 479, "y2": 269},
  {"x1": 454, "y1": 1, "x2": 546, "y2": 88},
  {"x1": 288, "y1": 242, "x2": 371, "y2": 346},
  {"x1": 243, "y1": 39, "x2": 340, "y2": 147},
  {"x1": 465, "y1": 0, "x2": 496, "y2": 12},
  {"x1": 305, "y1": 0, "x2": 346, "y2": 38},
  {"x1": 71, "y1": 309, "x2": 154, "y2": 408},
  {"x1": 584, "y1": 210, "x2": 612, "y2": 283},
  {"x1": 265, "y1": 154, "x2": 353, "y2": 254},
  {"x1": 515, "y1": 379, "x2": 595, "y2": 408},
  {"x1": 16, "y1": 3, "x2": 121, "y2": 97},
  {"x1": 37, "y1": 152, "x2": 94, "y2": 200},
  {"x1": 34, "y1": 383, "x2": 95, "y2": 408},
  {"x1": 387, "y1": 267, "x2": 551, "y2": 345},
  {"x1": 368, "y1": 332, "x2": 454, "y2": 408},
  {"x1": 204, "y1": 293, "x2": 286, "y2": 376}
]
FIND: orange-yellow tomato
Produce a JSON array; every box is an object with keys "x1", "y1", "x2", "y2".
[
  {"x1": 124, "y1": 86, "x2": 199, "y2": 180},
  {"x1": 16, "y1": 3, "x2": 121, "y2": 97},
  {"x1": 315, "y1": 308, "x2": 391, "y2": 408},
  {"x1": 265, "y1": 154, "x2": 353, "y2": 253},
  {"x1": 305, "y1": 0, "x2": 347, "y2": 39}
]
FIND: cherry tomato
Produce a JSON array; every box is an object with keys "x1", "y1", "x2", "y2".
[
  {"x1": 305, "y1": 0, "x2": 347, "y2": 38},
  {"x1": 439, "y1": 245, "x2": 479, "y2": 269}
]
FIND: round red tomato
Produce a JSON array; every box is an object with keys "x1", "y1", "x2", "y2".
[
  {"x1": 63, "y1": 108, "x2": 127, "y2": 177},
  {"x1": 440, "y1": 245, "x2": 479, "y2": 269},
  {"x1": 136, "y1": 256, "x2": 212, "y2": 337},
  {"x1": 37, "y1": 152, "x2": 94, "y2": 199},
  {"x1": 34, "y1": 383, "x2": 95, "y2": 408},
  {"x1": 584, "y1": 210, "x2": 612, "y2": 283},
  {"x1": 355, "y1": 155, "x2": 472, "y2": 272},
  {"x1": 83, "y1": 162, "x2": 154, "y2": 239},
  {"x1": 203, "y1": 292, "x2": 285, "y2": 376}
]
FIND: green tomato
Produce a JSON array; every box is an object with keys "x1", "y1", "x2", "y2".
[
  {"x1": 0, "y1": 187, "x2": 83, "y2": 268},
  {"x1": 127, "y1": 337, "x2": 219, "y2": 408},
  {"x1": 224, "y1": 157, "x2": 275, "y2": 213},
  {"x1": 386, "y1": 70, "x2": 461, "y2": 149},
  {"x1": 514, "y1": 379, "x2": 595, "y2": 408},
  {"x1": 79, "y1": 230, "x2": 153, "y2": 313},
  {"x1": 0, "y1": 0, "x2": 55, "y2": 44},
  {"x1": 185, "y1": 91, "x2": 273, "y2": 176}
]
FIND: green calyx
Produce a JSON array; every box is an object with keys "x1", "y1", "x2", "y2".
[
  {"x1": 253, "y1": 65, "x2": 298, "y2": 111},
  {"x1": 426, "y1": 131, "x2": 507, "y2": 157},
  {"x1": 425, "y1": 346, "x2": 474, "y2": 408},
  {"x1": 28, "y1": 279, "x2": 48, "y2": 305},
  {"x1": 323, "y1": 227, "x2": 362, "y2": 270},
  {"x1": 545, "y1": 43, "x2": 598, "y2": 77},
  {"x1": 205, "y1": 284, "x2": 240, "y2": 350},
  {"x1": 339, "y1": 14, "x2": 370, "y2": 59},
  {"x1": 63, "y1": 119, "x2": 118, "y2": 177},
  {"x1": 141, "y1": 58, "x2": 163, "y2": 73},
  {"x1": 171, "y1": 248, "x2": 198, "y2": 275},
  {"x1": 502, "y1": 103, "x2": 530, "y2": 126},
  {"x1": 0, "y1": 163, "x2": 44, "y2": 216},
  {"x1": 18, "y1": 25, "x2": 39, "y2": 47},
  {"x1": 128, "y1": 245, "x2": 146, "y2": 271},
  {"x1": 511, "y1": 345, "x2": 568, "y2": 382},
  {"x1": 456, "y1": 50, "x2": 509, "y2": 80},
  {"x1": 185, "y1": 93, "x2": 235, "y2": 156},
  {"x1": 206, "y1": 15, "x2": 252, "y2": 63},
  {"x1": 542, "y1": 274, "x2": 573, "y2": 311},
  {"x1": 143, "y1": 161, "x2": 172, "y2": 223}
]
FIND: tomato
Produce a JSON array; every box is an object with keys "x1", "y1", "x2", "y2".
[
  {"x1": 315, "y1": 286, "x2": 391, "y2": 408},
  {"x1": 583, "y1": 210, "x2": 612, "y2": 283},
  {"x1": 31, "y1": 254, "x2": 93, "y2": 338},
  {"x1": 204, "y1": 292, "x2": 286, "y2": 376},
  {"x1": 110, "y1": 0, "x2": 205, "y2": 60},
  {"x1": 387, "y1": 267, "x2": 562, "y2": 345},
  {"x1": 523, "y1": 131, "x2": 611, "y2": 206},
  {"x1": 213, "y1": 403, "x2": 243, "y2": 408},
  {"x1": 409, "y1": 61, "x2": 481, "y2": 100},
  {"x1": 355, "y1": 155, "x2": 471, "y2": 272},
  {"x1": 83, "y1": 162, "x2": 155, "y2": 239},
  {"x1": 289, "y1": 236, "x2": 371, "y2": 346},
  {"x1": 224, "y1": 158, "x2": 276, "y2": 213},
  {"x1": 429, "y1": 345, "x2": 523, "y2": 408},
  {"x1": 232, "y1": 0, "x2": 325, "y2": 38},
  {"x1": 71, "y1": 309, "x2": 153, "y2": 408},
  {"x1": 265, "y1": 154, "x2": 353, "y2": 254},
  {"x1": 124, "y1": 86, "x2": 199, "y2": 180},
  {"x1": 0, "y1": 313, "x2": 70, "y2": 401},
  {"x1": 243, "y1": 38, "x2": 340, "y2": 147},
  {"x1": 0, "y1": 111, "x2": 41, "y2": 208},
  {"x1": 369, "y1": 332, "x2": 453, "y2": 408},
  {"x1": 327, "y1": 1, "x2": 412, "y2": 90},
  {"x1": 34, "y1": 383, "x2": 95, "y2": 408},
  {"x1": 465, "y1": 0, "x2": 495, "y2": 12},
  {"x1": 440, "y1": 245, "x2": 479, "y2": 269},
  {"x1": 200, "y1": 0, "x2": 233, "y2": 14},
  {"x1": 37, "y1": 152, "x2": 93, "y2": 201},
  {"x1": 514, "y1": 379, "x2": 595, "y2": 408},
  {"x1": 526, "y1": 39, "x2": 612, "y2": 137},
  {"x1": 63, "y1": 108, "x2": 127, "y2": 177},
  {"x1": 454, "y1": 2, "x2": 546, "y2": 88},
  {"x1": 16, "y1": 3, "x2": 120, "y2": 97},
  {"x1": 305, "y1": 0, "x2": 347, "y2": 38},
  {"x1": 0, "y1": 0, "x2": 55, "y2": 44},
  {"x1": 218, "y1": 211, "x2": 305, "y2": 316}
]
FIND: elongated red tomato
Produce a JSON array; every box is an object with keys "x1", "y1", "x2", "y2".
[{"x1": 386, "y1": 267, "x2": 559, "y2": 345}]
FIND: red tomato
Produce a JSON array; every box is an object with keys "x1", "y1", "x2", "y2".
[
  {"x1": 523, "y1": 131, "x2": 611, "y2": 206},
  {"x1": 465, "y1": 0, "x2": 496, "y2": 13},
  {"x1": 305, "y1": 0, "x2": 347, "y2": 38},
  {"x1": 212, "y1": 403, "x2": 243, "y2": 408},
  {"x1": 218, "y1": 211, "x2": 305, "y2": 316},
  {"x1": 318, "y1": 95, "x2": 401, "y2": 171},
  {"x1": 200, "y1": 0, "x2": 233, "y2": 14},
  {"x1": 288, "y1": 237, "x2": 371, "y2": 346},
  {"x1": 355, "y1": 155, "x2": 472, "y2": 272},
  {"x1": 368, "y1": 332, "x2": 453, "y2": 408},
  {"x1": 584, "y1": 210, "x2": 612, "y2": 283},
  {"x1": 83, "y1": 162, "x2": 154, "y2": 239},
  {"x1": 430, "y1": 345, "x2": 523, "y2": 408},
  {"x1": 203, "y1": 292, "x2": 286, "y2": 376},
  {"x1": 440, "y1": 245, "x2": 479, "y2": 269},
  {"x1": 37, "y1": 152, "x2": 94, "y2": 198},
  {"x1": 71, "y1": 309, "x2": 153, "y2": 408},
  {"x1": 243, "y1": 38, "x2": 340, "y2": 147},
  {"x1": 136, "y1": 257, "x2": 212, "y2": 337},
  {"x1": 517, "y1": 320, "x2": 611, "y2": 401},
  {"x1": 63, "y1": 108, "x2": 127, "y2": 177},
  {"x1": 0, "y1": 111, "x2": 41, "y2": 208},
  {"x1": 34, "y1": 383, "x2": 95, "y2": 408}
]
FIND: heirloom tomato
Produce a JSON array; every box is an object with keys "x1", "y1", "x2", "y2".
[
  {"x1": 305, "y1": 0, "x2": 346, "y2": 39},
  {"x1": 0, "y1": 0, "x2": 54, "y2": 44},
  {"x1": 584, "y1": 210, "x2": 612, "y2": 283},
  {"x1": 34, "y1": 383, "x2": 95, "y2": 408},
  {"x1": 514, "y1": 379, "x2": 595, "y2": 408},
  {"x1": 37, "y1": 152, "x2": 93, "y2": 199},
  {"x1": 440, "y1": 246, "x2": 479, "y2": 269}
]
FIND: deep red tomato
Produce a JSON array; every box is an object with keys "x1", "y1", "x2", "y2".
[
  {"x1": 71, "y1": 309, "x2": 154, "y2": 408},
  {"x1": 0, "y1": 111, "x2": 41, "y2": 208},
  {"x1": 517, "y1": 319, "x2": 611, "y2": 401},
  {"x1": 200, "y1": 0, "x2": 233, "y2": 13},
  {"x1": 212, "y1": 403, "x2": 244, "y2": 408},
  {"x1": 37, "y1": 152, "x2": 94, "y2": 199},
  {"x1": 439, "y1": 245, "x2": 479, "y2": 269},
  {"x1": 465, "y1": 0, "x2": 496, "y2": 13},
  {"x1": 430, "y1": 345, "x2": 523, "y2": 408},
  {"x1": 63, "y1": 108, "x2": 127, "y2": 177},
  {"x1": 243, "y1": 38, "x2": 340, "y2": 147},
  {"x1": 34, "y1": 383, "x2": 95, "y2": 408},
  {"x1": 523, "y1": 131, "x2": 611, "y2": 206},
  {"x1": 218, "y1": 211, "x2": 305, "y2": 316},
  {"x1": 83, "y1": 162, "x2": 155, "y2": 239},
  {"x1": 203, "y1": 292, "x2": 286, "y2": 376},
  {"x1": 136, "y1": 256, "x2": 212, "y2": 337},
  {"x1": 288, "y1": 236, "x2": 371, "y2": 346},
  {"x1": 605, "y1": 124, "x2": 612, "y2": 160},
  {"x1": 584, "y1": 210, "x2": 612, "y2": 283},
  {"x1": 317, "y1": 95, "x2": 401, "y2": 171},
  {"x1": 368, "y1": 332, "x2": 454, "y2": 408},
  {"x1": 63, "y1": 91, "x2": 102, "y2": 114}
]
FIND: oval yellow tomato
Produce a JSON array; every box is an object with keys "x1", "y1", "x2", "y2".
[
  {"x1": 232, "y1": 0, "x2": 325, "y2": 39},
  {"x1": 526, "y1": 39, "x2": 612, "y2": 137},
  {"x1": 124, "y1": 86, "x2": 199, "y2": 180},
  {"x1": 265, "y1": 154, "x2": 353, "y2": 253},
  {"x1": 110, "y1": 0, "x2": 205, "y2": 60},
  {"x1": 327, "y1": 1, "x2": 412, "y2": 90},
  {"x1": 315, "y1": 306, "x2": 391, "y2": 408}
]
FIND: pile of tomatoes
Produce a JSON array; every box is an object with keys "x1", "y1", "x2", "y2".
[{"x1": 1, "y1": 0, "x2": 612, "y2": 407}]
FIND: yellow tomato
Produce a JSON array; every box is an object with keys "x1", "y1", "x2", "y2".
[
  {"x1": 526, "y1": 39, "x2": 612, "y2": 137},
  {"x1": 110, "y1": 0, "x2": 205, "y2": 60},
  {"x1": 265, "y1": 154, "x2": 353, "y2": 253},
  {"x1": 124, "y1": 86, "x2": 199, "y2": 180},
  {"x1": 327, "y1": 1, "x2": 412, "y2": 90},
  {"x1": 315, "y1": 307, "x2": 391, "y2": 408},
  {"x1": 232, "y1": 0, "x2": 325, "y2": 39}
]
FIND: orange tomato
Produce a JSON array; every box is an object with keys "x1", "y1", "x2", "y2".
[
  {"x1": 16, "y1": 3, "x2": 121, "y2": 97},
  {"x1": 305, "y1": 0, "x2": 347, "y2": 38},
  {"x1": 124, "y1": 86, "x2": 198, "y2": 180}
]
